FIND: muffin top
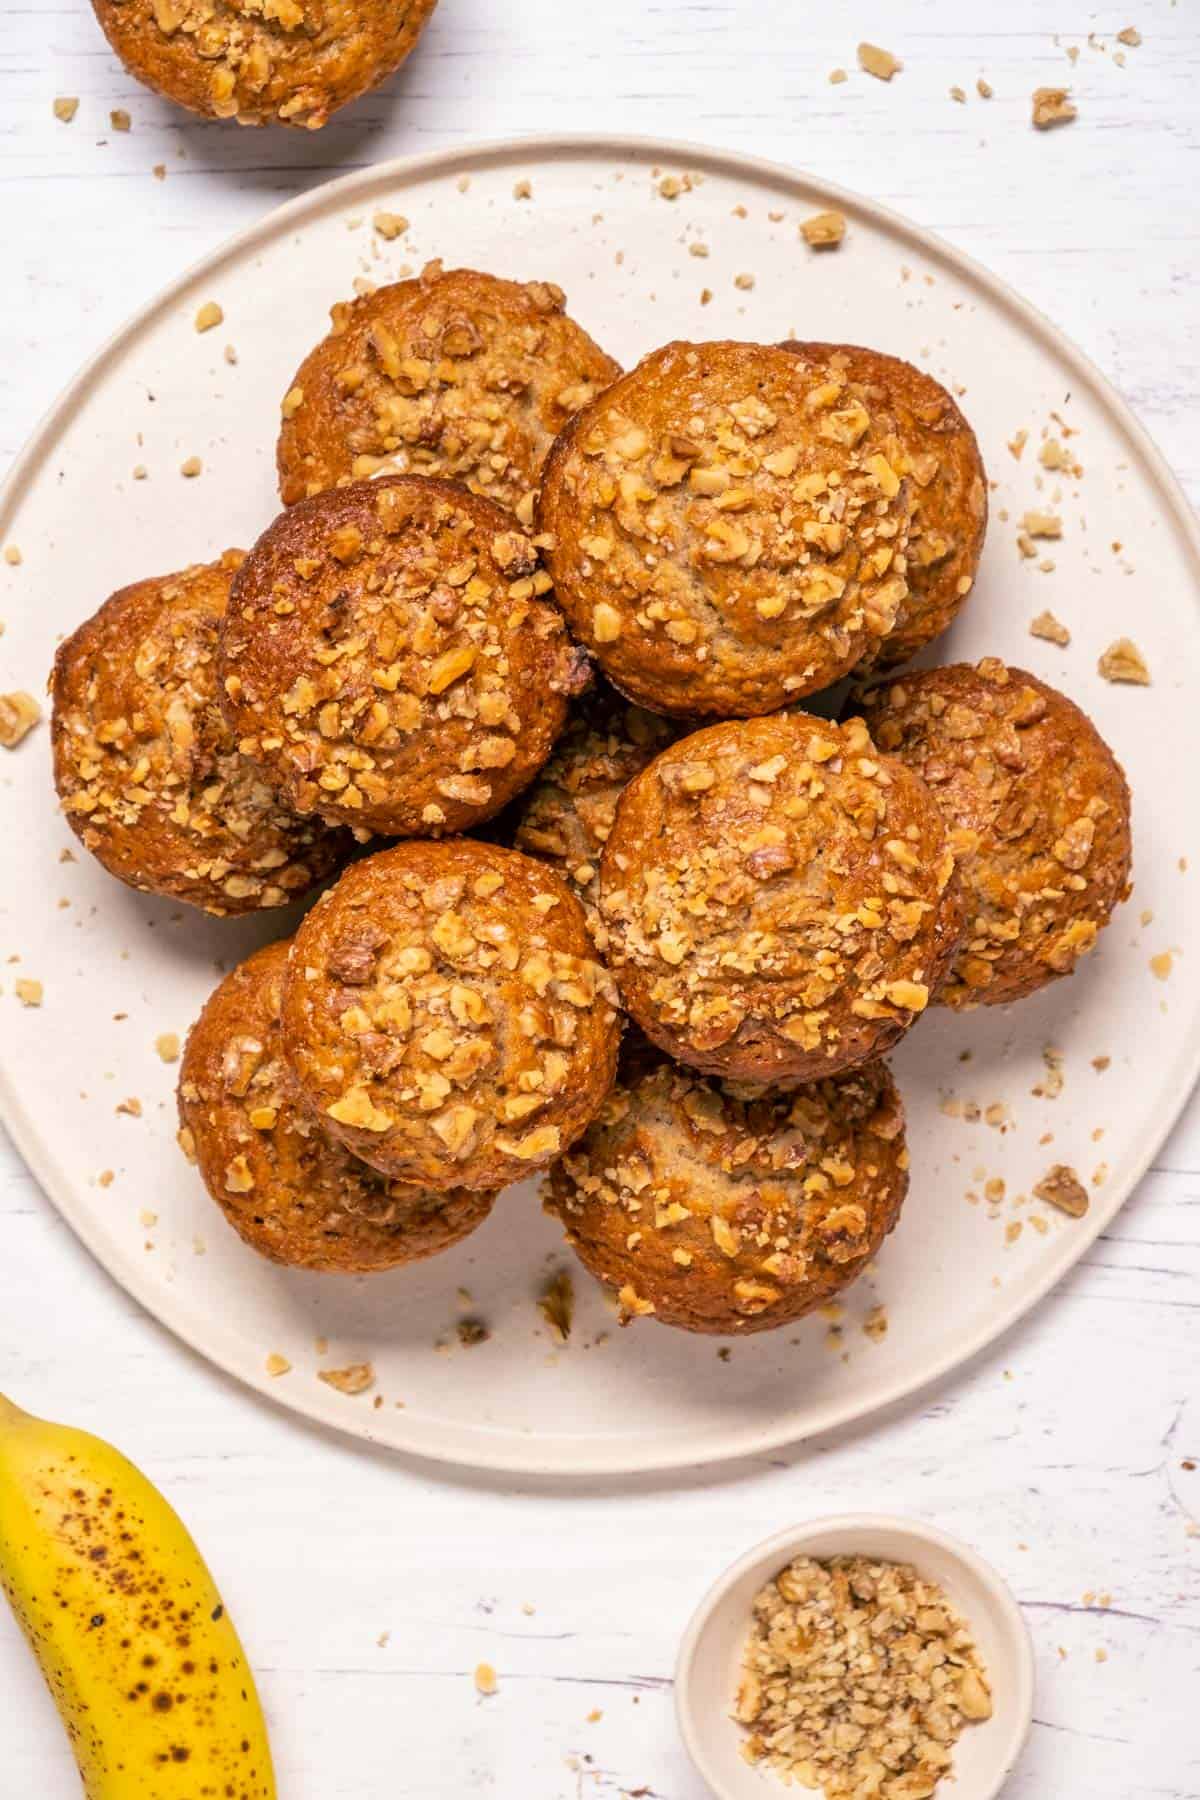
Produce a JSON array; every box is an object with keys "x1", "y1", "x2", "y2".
[
  {"x1": 280, "y1": 839, "x2": 622, "y2": 1190},
  {"x1": 51, "y1": 552, "x2": 346, "y2": 915},
  {"x1": 219, "y1": 475, "x2": 585, "y2": 837},
  {"x1": 179, "y1": 940, "x2": 495, "y2": 1272},
  {"x1": 859, "y1": 658, "x2": 1132, "y2": 1006},
  {"x1": 537, "y1": 340, "x2": 913, "y2": 716},
  {"x1": 783, "y1": 341, "x2": 987, "y2": 669},
  {"x1": 277, "y1": 263, "x2": 620, "y2": 511},
  {"x1": 598, "y1": 712, "x2": 963, "y2": 1080},
  {"x1": 91, "y1": 0, "x2": 438, "y2": 128},
  {"x1": 545, "y1": 1056, "x2": 907, "y2": 1334}
]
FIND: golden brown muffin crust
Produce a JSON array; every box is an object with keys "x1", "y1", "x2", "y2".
[
  {"x1": 178, "y1": 942, "x2": 495, "y2": 1272},
  {"x1": 537, "y1": 340, "x2": 914, "y2": 717},
  {"x1": 219, "y1": 475, "x2": 585, "y2": 837},
  {"x1": 51, "y1": 552, "x2": 347, "y2": 915},
  {"x1": 280, "y1": 840, "x2": 622, "y2": 1190},
  {"x1": 598, "y1": 712, "x2": 964, "y2": 1081},
  {"x1": 545, "y1": 1058, "x2": 908, "y2": 1334},
  {"x1": 513, "y1": 683, "x2": 680, "y2": 947},
  {"x1": 277, "y1": 263, "x2": 621, "y2": 511},
  {"x1": 858, "y1": 658, "x2": 1132, "y2": 1007},
  {"x1": 782, "y1": 342, "x2": 987, "y2": 670},
  {"x1": 91, "y1": 0, "x2": 437, "y2": 128}
]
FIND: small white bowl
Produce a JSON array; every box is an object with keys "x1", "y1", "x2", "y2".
[{"x1": 675, "y1": 1515, "x2": 1034, "y2": 1800}]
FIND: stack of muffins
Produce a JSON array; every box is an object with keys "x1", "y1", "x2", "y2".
[{"x1": 49, "y1": 263, "x2": 1132, "y2": 1334}]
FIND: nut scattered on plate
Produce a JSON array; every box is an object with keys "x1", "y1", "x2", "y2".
[
  {"x1": 1032, "y1": 87, "x2": 1077, "y2": 129},
  {"x1": 735, "y1": 1554, "x2": 992, "y2": 1798}
]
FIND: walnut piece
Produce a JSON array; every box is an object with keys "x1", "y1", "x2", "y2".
[
  {"x1": 1033, "y1": 86, "x2": 1077, "y2": 129},
  {"x1": 0, "y1": 691, "x2": 41, "y2": 748},
  {"x1": 318, "y1": 1362, "x2": 376, "y2": 1395},
  {"x1": 858, "y1": 42, "x2": 903, "y2": 81},
  {"x1": 1098, "y1": 637, "x2": 1150, "y2": 685},
  {"x1": 1033, "y1": 1164, "x2": 1089, "y2": 1218},
  {"x1": 801, "y1": 210, "x2": 847, "y2": 249},
  {"x1": 1029, "y1": 610, "x2": 1070, "y2": 646}
]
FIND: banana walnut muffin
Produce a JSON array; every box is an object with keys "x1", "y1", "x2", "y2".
[
  {"x1": 51, "y1": 552, "x2": 347, "y2": 915},
  {"x1": 280, "y1": 839, "x2": 622, "y2": 1191},
  {"x1": 598, "y1": 712, "x2": 963, "y2": 1081},
  {"x1": 545, "y1": 1056, "x2": 907, "y2": 1334},
  {"x1": 782, "y1": 341, "x2": 987, "y2": 670},
  {"x1": 179, "y1": 941, "x2": 495, "y2": 1272},
  {"x1": 90, "y1": 0, "x2": 438, "y2": 129},
  {"x1": 277, "y1": 263, "x2": 620, "y2": 512},
  {"x1": 537, "y1": 340, "x2": 914, "y2": 716},
  {"x1": 859, "y1": 658, "x2": 1132, "y2": 1007},
  {"x1": 514, "y1": 682, "x2": 680, "y2": 946},
  {"x1": 219, "y1": 475, "x2": 586, "y2": 838}
]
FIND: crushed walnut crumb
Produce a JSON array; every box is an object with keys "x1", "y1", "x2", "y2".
[
  {"x1": 977, "y1": 78, "x2": 993, "y2": 99},
  {"x1": 829, "y1": 68, "x2": 848, "y2": 84},
  {"x1": 265, "y1": 1353, "x2": 291, "y2": 1377},
  {"x1": 110, "y1": 108, "x2": 131, "y2": 132},
  {"x1": 1029, "y1": 610, "x2": 1070, "y2": 646},
  {"x1": 54, "y1": 97, "x2": 79, "y2": 123},
  {"x1": 194, "y1": 302, "x2": 224, "y2": 333},
  {"x1": 318, "y1": 1362, "x2": 375, "y2": 1395},
  {"x1": 1098, "y1": 637, "x2": 1150, "y2": 685},
  {"x1": 372, "y1": 211, "x2": 408, "y2": 240},
  {"x1": 0, "y1": 691, "x2": 41, "y2": 748},
  {"x1": 858, "y1": 43, "x2": 903, "y2": 82},
  {"x1": 736, "y1": 1555, "x2": 992, "y2": 1798},
  {"x1": 801, "y1": 210, "x2": 846, "y2": 249},
  {"x1": 179, "y1": 455, "x2": 203, "y2": 478},
  {"x1": 155, "y1": 1032, "x2": 180, "y2": 1063},
  {"x1": 1033, "y1": 1164, "x2": 1089, "y2": 1218},
  {"x1": 949, "y1": 86, "x2": 966, "y2": 104},
  {"x1": 15, "y1": 978, "x2": 43, "y2": 1008},
  {"x1": 474, "y1": 1662, "x2": 498, "y2": 1696},
  {"x1": 1150, "y1": 950, "x2": 1173, "y2": 981},
  {"x1": 1117, "y1": 27, "x2": 1142, "y2": 48},
  {"x1": 1033, "y1": 87, "x2": 1077, "y2": 129}
]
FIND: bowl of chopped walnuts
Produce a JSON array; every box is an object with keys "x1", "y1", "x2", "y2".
[{"x1": 675, "y1": 1515, "x2": 1034, "y2": 1800}]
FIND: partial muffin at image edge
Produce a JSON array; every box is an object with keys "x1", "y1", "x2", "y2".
[
  {"x1": 50, "y1": 551, "x2": 348, "y2": 916},
  {"x1": 90, "y1": 0, "x2": 439, "y2": 129},
  {"x1": 781, "y1": 339, "x2": 988, "y2": 670},
  {"x1": 537, "y1": 339, "x2": 915, "y2": 716},
  {"x1": 218, "y1": 474, "x2": 587, "y2": 837},
  {"x1": 858, "y1": 657, "x2": 1133, "y2": 1007},
  {"x1": 597, "y1": 712, "x2": 964, "y2": 1081},
  {"x1": 178, "y1": 940, "x2": 496, "y2": 1274},
  {"x1": 545, "y1": 1055, "x2": 908, "y2": 1334},
  {"x1": 279, "y1": 838, "x2": 622, "y2": 1191},
  {"x1": 276, "y1": 262, "x2": 621, "y2": 513}
]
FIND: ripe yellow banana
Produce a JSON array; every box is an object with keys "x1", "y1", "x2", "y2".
[{"x1": 0, "y1": 1392, "x2": 276, "y2": 1797}]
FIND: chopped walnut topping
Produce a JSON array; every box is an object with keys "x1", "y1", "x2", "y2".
[
  {"x1": 800, "y1": 210, "x2": 846, "y2": 249},
  {"x1": 1098, "y1": 637, "x2": 1150, "y2": 684},
  {"x1": 1033, "y1": 86, "x2": 1077, "y2": 128},
  {"x1": 1033, "y1": 1164, "x2": 1089, "y2": 1218},
  {"x1": 0, "y1": 691, "x2": 41, "y2": 748},
  {"x1": 858, "y1": 42, "x2": 903, "y2": 81},
  {"x1": 1029, "y1": 610, "x2": 1070, "y2": 646},
  {"x1": 318, "y1": 1362, "x2": 376, "y2": 1396},
  {"x1": 736, "y1": 1555, "x2": 992, "y2": 1796}
]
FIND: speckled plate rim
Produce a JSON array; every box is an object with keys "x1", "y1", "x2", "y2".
[{"x1": 2, "y1": 132, "x2": 1198, "y2": 1477}]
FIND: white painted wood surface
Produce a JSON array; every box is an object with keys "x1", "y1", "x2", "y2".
[{"x1": 1, "y1": 2, "x2": 1197, "y2": 1795}]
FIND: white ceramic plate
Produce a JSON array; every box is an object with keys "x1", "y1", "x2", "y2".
[{"x1": 2, "y1": 135, "x2": 1197, "y2": 1476}]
